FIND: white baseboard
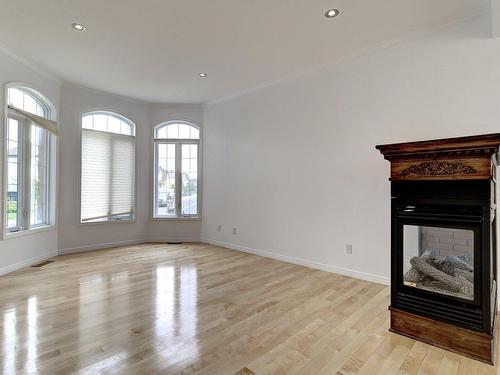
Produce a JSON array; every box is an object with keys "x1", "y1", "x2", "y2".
[
  {"x1": 146, "y1": 237, "x2": 201, "y2": 243},
  {"x1": 58, "y1": 238, "x2": 145, "y2": 255},
  {"x1": 201, "y1": 238, "x2": 390, "y2": 286},
  {"x1": 59, "y1": 237, "x2": 202, "y2": 255},
  {"x1": 0, "y1": 250, "x2": 58, "y2": 276}
]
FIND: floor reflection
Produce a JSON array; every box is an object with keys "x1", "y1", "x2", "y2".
[
  {"x1": 26, "y1": 296, "x2": 38, "y2": 373},
  {"x1": 2, "y1": 297, "x2": 38, "y2": 374},
  {"x1": 155, "y1": 265, "x2": 199, "y2": 364},
  {"x1": 155, "y1": 266, "x2": 175, "y2": 336},
  {"x1": 3, "y1": 308, "x2": 16, "y2": 375},
  {"x1": 179, "y1": 267, "x2": 198, "y2": 339}
]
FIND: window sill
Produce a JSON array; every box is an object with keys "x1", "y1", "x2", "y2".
[
  {"x1": 152, "y1": 217, "x2": 201, "y2": 221},
  {"x1": 80, "y1": 219, "x2": 136, "y2": 226},
  {"x1": 4, "y1": 224, "x2": 57, "y2": 240}
]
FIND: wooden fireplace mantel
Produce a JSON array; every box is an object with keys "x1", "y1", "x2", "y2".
[{"x1": 376, "y1": 133, "x2": 500, "y2": 181}]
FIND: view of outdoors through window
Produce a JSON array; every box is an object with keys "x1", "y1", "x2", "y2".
[
  {"x1": 157, "y1": 144, "x2": 176, "y2": 216},
  {"x1": 30, "y1": 125, "x2": 48, "y2": 226},
  {"x1": 6, "y1": 118, "x2": 19, "y2": 229},
  {"x1": 181, "y1": 144, "x2": 198, "y2": 215}
]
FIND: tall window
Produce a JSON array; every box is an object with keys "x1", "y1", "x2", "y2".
[
  {"x1": 5, "y1": 86, "x2": 57, "y2": 233},
  {"x1": 153, "y1": 121, "x2": 200, "y2": 218},
  {"x1": 81, "y1": 112, "x2": 136, "y2": 223}
]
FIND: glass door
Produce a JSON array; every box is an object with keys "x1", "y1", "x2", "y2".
[{"x1": 403, "y1": 224, "x2": 475, "y2": 300}]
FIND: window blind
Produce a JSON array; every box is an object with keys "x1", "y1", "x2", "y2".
[
  {"x1": 8, "y1": 105, "x2": 59, "y2": 136},
  {"x1": 81, "y1": 129, "x2": 135, "y2": 222}
]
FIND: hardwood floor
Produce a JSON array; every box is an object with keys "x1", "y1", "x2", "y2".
[{"x1": 0, "y1": 243, "x2": 498, "y2": 374}]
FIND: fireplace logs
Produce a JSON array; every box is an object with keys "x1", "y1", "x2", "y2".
[{"x1": 405, "y1": 250, "x2": 473, "y2": 298}]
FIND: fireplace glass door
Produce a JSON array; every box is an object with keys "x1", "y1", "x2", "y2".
[{"x1": 403, "y1": 225, "x2": 474, "y2": 300}]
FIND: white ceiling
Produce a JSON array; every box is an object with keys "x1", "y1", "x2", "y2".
[{"x1": 0, "y1": 0, "x2": 488, "y2": 103}]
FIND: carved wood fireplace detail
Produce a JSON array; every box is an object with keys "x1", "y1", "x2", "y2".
[{"x1": 376, "y1": 133, "x2": 500, "y2": 364}]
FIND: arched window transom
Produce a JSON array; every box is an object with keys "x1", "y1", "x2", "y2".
[
  {"x1": 82, "y1": 112, "x2": 135, "y2": 136},
  {"x1": 155, "y1": 122, "x2": 199, "y2": 140},
  {"x1": 7, "y1": 86, "x2": 52, "y2": 120}
]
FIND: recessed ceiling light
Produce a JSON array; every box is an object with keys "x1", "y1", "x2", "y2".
[
  {"x1": 199, "y1": 73, "x2": 207, "y2": 78},
  {"x1": 325, "y1": 9, "x2": 340, "y2": 18},
  {"x1": 72, "y1": 23, "x2": 87, "y2": 31}
]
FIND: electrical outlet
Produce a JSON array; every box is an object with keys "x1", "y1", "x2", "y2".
[
  {"x1": 346, "y1": 244, "x2": 353, "y2": 255},
  {"x1": 233, "y1": 227, "x2": 237, "y2": 235},
  {"x1": 217, "y1": 224, "x2": 222, "y2": 232}
]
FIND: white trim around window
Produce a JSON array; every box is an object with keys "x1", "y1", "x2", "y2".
[
  {"x1": 152, "y1": 120, "x2": 202, "y2": 220},
  {"x1": 2, "y1": 83, "x2": 58, "y2": 239},
  {"x1": 79, "y1": 111, "x2": 137, "y2": 224}
]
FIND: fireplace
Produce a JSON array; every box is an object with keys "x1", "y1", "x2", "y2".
[{"x1": 377, "y1": 134, "x2": 500, "y2": 364}]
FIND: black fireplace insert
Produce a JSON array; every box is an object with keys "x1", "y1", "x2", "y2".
[{"x1": 391, "y1": 180, "x2": 496, "y2": 333}]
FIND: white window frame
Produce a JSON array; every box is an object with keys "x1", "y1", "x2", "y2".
[
  {"x1": 153, "y1": 120, "x2": 201, "y2": 220},
  {"x1": 79, "y1": 111, "x2": 137, "y2": 224},
  {"x1": 3, "y1": 84, "x2": 57, "y2": 238}
]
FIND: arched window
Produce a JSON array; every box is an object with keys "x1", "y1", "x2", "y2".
[
  {"x1": 82, "y1": 111, "x2": 135, "y2": 136},
  {"x1": 81, "y1": 112, "x2": 136, "y2": 223},
  {"x1": 5, "y1": 86, "x2": 57, "y2": 233},
  {"x1": 7, "y1": 87, "x2": 52, "y2": 119},
  {"x1": 153, "y1": 121, "x2": 200, "y2": 218},
  {"x1": 155, "y1": 122, "x2": 199, "y2": 139}
]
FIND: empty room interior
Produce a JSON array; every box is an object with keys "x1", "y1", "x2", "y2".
[{"x1": 3, "y1": 1, "x2": 500, "y2": 374}]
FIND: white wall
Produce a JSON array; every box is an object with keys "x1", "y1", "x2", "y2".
[
  {"x1": 0, "y1": 47, "x2": 61, "y2": 274},
  {"x1": 201, "y1": 15, "x2": 500, "y2": 284},
  {"x1": 58, "y1": 88, "x2": 203, "y2": 253}
]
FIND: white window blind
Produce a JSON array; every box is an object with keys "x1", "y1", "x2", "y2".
[{"x1": 81, "y1": 128, "x2": 135, "y2": 222}]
